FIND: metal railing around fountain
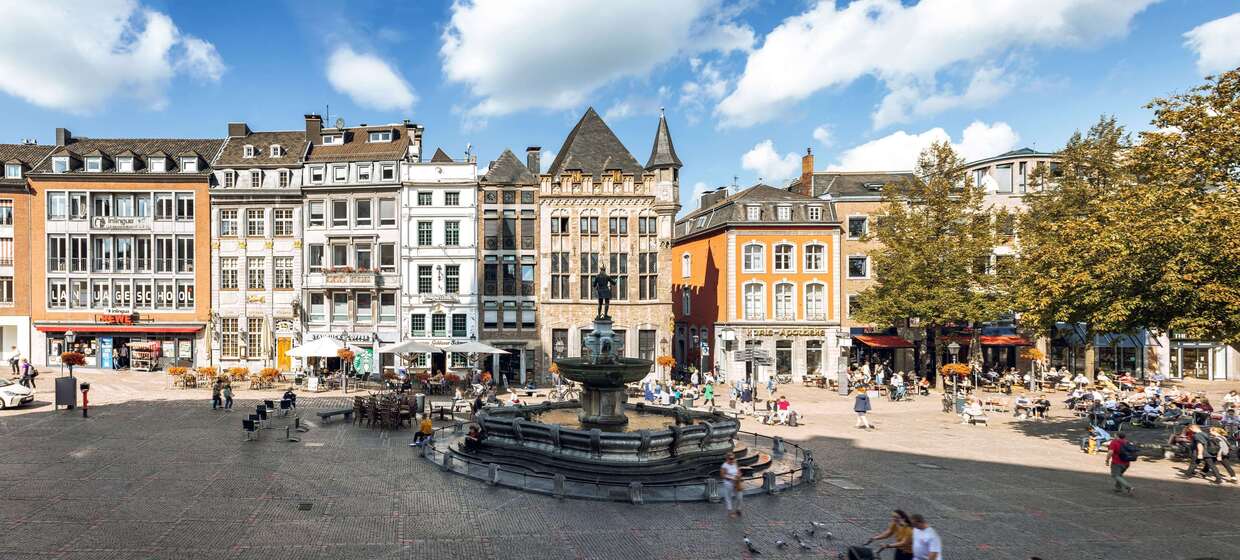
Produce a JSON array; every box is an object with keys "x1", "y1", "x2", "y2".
[{"x1": 420, "y1": 424, "x2": 816, "y2": 503}]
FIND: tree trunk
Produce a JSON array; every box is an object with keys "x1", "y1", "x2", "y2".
[
  {"x1": 927, "y1": 326, "x2": 939, "y2": 390},
  {"x1": 1083, "y1": 326, "x2": 1096, "y2": 379}
]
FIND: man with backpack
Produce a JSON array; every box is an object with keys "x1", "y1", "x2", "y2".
[
  {"x1": 1105, "y1": 431, "x2": 1137, "y2": 494},
  {"x1": 1179, "y1": 424, "x2": 1224, "y2": 484}
]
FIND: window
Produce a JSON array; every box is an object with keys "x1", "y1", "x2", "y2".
[
  {"x1": 579, "y1": 252, "x2": 599, "y2": 300},
  {"x1": 445, "y1": 191, "x2": 460, "y2": 206},
  {"x1": 411, "y1": 313, "x2": 427, "y2": 336},
  {"x1": 134, "y1": 280, "x2": 152, "y2": 309},
  {"x1": 52, "y1": 157, "x2": 69, "y2": 173},
  {"x1": 743, "y1": 283, "x2": 765, "y2": 320},
  {"x1": 380, "y1": 164, "x2": 396, "y2": 181},
  {"x1": 1018, "y1": 161, "x2": 1028, "y2": 192},
  {"x1": 357, "y1": 164, "x2": 372, "y2": 182},
  {"x1": 220, "y1": 257, "x2": 239, "y2": 289},
  {"x1": 444, "y1": 221, "x2": 460, "y2": 246},
  {"x1": 309, "y1": 166, "x2": 325, "y2": 183},
  {"x1": 368, "y1": 130, "x2": 393, "y2": 142},
  {"x1": 994, "y1": 164, "x2": 1013, "y2": 193},
  {"x1": 176, "y1": 237, "x2": 194, "y2": 273},
  {"x1": 92, "y1": 237, "x2": 113, "y2": 272},
  {"x1": 274, "y1": 257, "x2": 293, "y2": 289},
  {"x1": 0, "y1": 277, "x2": 12, "y2": 304},
  {"x1": 550, "y1": 215, "x2": 569, "y2": 234},
  {"x1": 379, "y1": 243, "x2": 395, "y2": 273},
  {"x1": 354, "y1": 199, "x2": 372, "y2": 227},
  {"x1": 321, "y1": 135, "x2": 342, "y2": 145},
  {"x1": 551, "y1": 329, "x2": 569, "y2": 360},
  {"x1": 774, "y1": 244, "x2": 793, "y2": 272},
  {"x1": 308, "y1": 201, "x2": 325, "y2": 227},
  {"x1": 355, "y1": 292, "x2": 373, "y2": 323},
  {"x1": 69, "y1": 279, "x2": 87, "y2": 308},
  {"x1": 445, "y1": 265, "x2": 460, "y2": 294},
  {"x1": 180, "y1": 157, "x2": 198, "y2": 173},
  {"x1": 579, "y1": 215, "x2": 599, "y2": 235},
  {"x1": 155, "y1": 236, "x2": 174, "y2": 273},
  {"x1": 776, "y1": 206, "x2": 791, "y2": 221},
  {"x1": 246, "y1": 209, "x2": 265, "y2": 237},
  {"x1": 278, "y1": 169, "x2": 291, "y2": 188},
  {"x1": 638, "y1": 251, "x2": 658, "y2": 301},
  {"x1": 5, "y1": 163, "x2": 21, "y2": 179},
  {"x1": 115, "y1": 195, "x2": 134, "y2": 217},
  {"x1": 149, "y1": 157, "x2": 167, "y2": 173},
  {"x1": 379, "y1": 199, "x2": 396, "y2": 226},
  {"x1": 331, "y1": 244, "x2": 348, "y2": 267},
  {"x1": 804, "y1": 244, "x2": 825, "y2": 272},
  {"x1": 156, "y1": 280, "x2": 174, "y2": 309},
  {"x1": 746, "y1": 206, "x2": 760, "y2": 221},
  {"x1": 70, "y1": 236, "x2": 87, "y2": 272},
  {"x1": 418, "y1": 192, "x2": 433, "y2": 206},
  {"x1": 742, "y1": 244, "x2": 764, "y2": 272},
  {"x1": 243, "y1": 145, "x2": 256, "y2": 158},
  {"x1": 48, "y1": 280, "x2": 67, "y2": 308},
  {"x1": 308, "y1": 244, "x2": 324, "y2": 273},
  {"x1": 502, "y1": 258, "x2": 517, "y2": 295},
  {"x1": 503, "y1": 190, "x2": 516, "y2": 204},
  {"x1": 431, "y1": 314, "x2": 446, "y2": 337},
  {"x1": 47, "y1": 236, "x2": 67, "y2": 272},
  {"x1": 223, "y1": 170, "x2": 236, "y2": 188},
  {"x1": 331, "y1": 200, "x2": 348, "y2": 227},
  {"x1": 48, "y1": 192, "x2": 67, "y2": 220},
  {"x1": 273, "y1": 209, "x2": 293, "y2": 236},
  {"x1": 116, "y1": 157, "x2": 134, "y2": 173},
  {"x1": 246, "y1": 317, "x2": 263, "y2": 357},
  {"x1": 608, "y1": 215, "x2": 628, "y2": 235},
  {"x1": 418, "y1": 265, "x2": 432, "y2": 294},
  {"x1": 309, "y1": 293, "x2": 325, "y2": 322},
  {"x1": 220, "y1": 318, "x2": 240, "y2": 358},
  {"x1": 847, "y1": 256, "x2": 868, "y2": 278},
  {"x1": 682, "y1": 289, "x2": 691, "y2": 315},
  {"x1": 219, "y1": 209, "x2": 238, "y2": 236},
  {"x1": 113, "y1": 281, "x2": 131, "y2": 308},
  {"x1": 551, "y1": 252, "x2": 570, "y2": 299},
  {"x1": 774, "y1": 283, "x2": 794, "y2": 320},
  {"x1": 847, "y1": 294, "x2": 859, "y2": 318},
  {"x1": 115, "y1": 237, "x2": 133, "y2": 271},
  {"x1": 452, "y1": 314, "x2": 467, "y2": 337},
  {"x1": 249, "y1": 170, "x2": 262, "y2": 188},
  {"x1": 808, "y1": 206, "x2": 822, "y2": 221},
  {"x1": 848, "y1": 216, "x2": 867, "y2": 239},
  {"x1": 332, "y1": 293, "x2": 348, "y2": 322},
  {"x1": 135, "y1": 237, "x2": 151, "y2": 272},
  {"x1": 270, "y1": 145, "x2": 282, "y2": 157},
  {"x1": 502, "y1": 211, "x2": 516, "y2": 249},
  {"x1": 355, "y1": 243, "x2": 372, "y2": 270},
  {"x1": 417, "y1": 221, "x2": 432, "y2": 246},
  {"x1": 332, "y1": 165, "x2": 347, "y2": 182},
  {"x1": 380, "y1": 293, "x2": 396, "y2": 324},
  {"x1": 85, "y1": 157, "x2": 102, "y2": 172},
  {"x1": 521, "y1": 213, "x2": 534, "y2": 250},
  {"x1": 70, "y1": 193, "x2": 87, "y2": 220},
  {"x1": 521, "y1": 301, "x2": 535, "y2": 328},
  {"x1": 609, "y1": 253, "x2": 628, "y2": 300},
  {"x1": 0, "y1": 200, "x2": 10, "y2": 226},
  {"x1": 805, "y1": 283, "x2": 826, "y2": 320},
  {"x1": 681, "y1": 253, "x2": 691, "y2": 278},
  {"x1": 178, "y1": 280, "x2": 195, "y2": 309},
  {"x1": 154, "y1": 193, "x2": 174, "y2": 220}
]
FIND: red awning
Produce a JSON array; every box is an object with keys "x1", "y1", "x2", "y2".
[
  {"x1": 853, "y1": 334, "x2": 914, "y2": 349},
  {"x1": 35, "y1": 325, "x2": 202, "y2": 334},
  {"x1": 980, "y1": 335, "x2": 1034, "y2": 346}
]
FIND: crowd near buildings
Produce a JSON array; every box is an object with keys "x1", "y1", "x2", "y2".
[{"x1": 0, "y1": 109, "x2": 1234, "y2": 384}]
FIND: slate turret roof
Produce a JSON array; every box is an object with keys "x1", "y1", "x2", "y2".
[
  {"x1": 645, "y1": 111, "x2": 682, "y2": 170},
  {"x1": 482, "y1": 149, "x2": 537, "y2": 185}
]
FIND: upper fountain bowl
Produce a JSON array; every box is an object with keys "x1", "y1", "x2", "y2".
[{"x1": 555, "y1": 357, "x2": 652, "y2": 388}]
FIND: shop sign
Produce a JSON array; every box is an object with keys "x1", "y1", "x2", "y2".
[
  {"x1": 746, "y1": 328, "x2": 826, "y2": 338},
  {"x1": 311, "y1": 332, "x2": 375, "y2": 343},
  {"x1": 246, "y1": 295, "x2": 266, "y2": 303},
  {"x1": 273, "y1": 320, "x2": 295, "y2": 334},
  {"x1": 98, "y1": 313, "x2": 139, "y2": 325},
  {"x1": 91, "y1": 216, "x2": 150, "y2": 230}
]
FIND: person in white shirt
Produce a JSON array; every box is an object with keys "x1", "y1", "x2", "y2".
[
  {"x1": 910, "y1": 514, "x2": 943, "y2": 560},
  {"x1": 719, "y1": 453, "x2": 742, "y2": 517}
]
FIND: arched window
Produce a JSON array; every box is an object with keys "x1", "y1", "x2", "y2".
[
  {"x1": 743, "y1": 283, "x2": 765, "y2": 320},
  {"x1": 742, "y1": 243, "x2": 764, "y2": 272},
  {"x1": 681, "y1": 253, "x2": 691, "y2": 278},
  {"x1": 774, "y1": 244, "x2": 794, "y2": 272},
  {"x1": 774, "y1": 283, "x2": 794, "y2": 320},
  {"x1": 804, "y1": 244, "x2": 825, "y2": 272},
  {"x1": 805, "y1": 283, "x2": 826, "y2": 321}
]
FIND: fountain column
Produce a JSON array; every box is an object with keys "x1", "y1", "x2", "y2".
[{"x1": 577, "y1": 318, "x2": 629, "y2": 427}]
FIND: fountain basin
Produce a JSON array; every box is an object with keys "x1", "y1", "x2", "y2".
[{"x1": 555, "y1": 357, "x2": 651, "y2": 388}]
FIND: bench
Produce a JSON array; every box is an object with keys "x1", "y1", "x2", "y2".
[
  {"x1": 317, "y1": 408, "x2": 354, "y2": 423},
  {"x1": 967, "y1": 415, "x2": 989, "y2": 426}
]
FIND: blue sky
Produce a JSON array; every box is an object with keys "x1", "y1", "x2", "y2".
[{"x1": 1, "y1": 0, "x2": 1237, "y2": 213}]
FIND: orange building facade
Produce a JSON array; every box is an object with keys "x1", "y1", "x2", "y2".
[
  {"x1": 673, "y1": 185, "x2": 845, "y2": 384},
  {"x1": 0, "y1": 144, "x2": 54, "y2": 361}
]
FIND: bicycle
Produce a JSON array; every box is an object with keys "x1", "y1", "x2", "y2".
[{"x1": 549, "y1": 382, "x2": 581, "y2": 402}]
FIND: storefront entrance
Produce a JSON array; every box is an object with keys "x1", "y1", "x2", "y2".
[
  {"x1": 276, "y1": 337, "x2": 293, "y2": 371},
  {"x1": 41, "y1": 327, "x2": 199, "y2": 370},
  {"x1": 498, "y1": 351, "x2": 521, "y2": 385}
]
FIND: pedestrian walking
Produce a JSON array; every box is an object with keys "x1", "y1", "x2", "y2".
[
  {"x1": 766, "y1": 375, "x2": 776, "y2": 398},
  {"x1": 910, "y1": 514, "x2": 943, "y2": 560},
  {"x1": 720, "y1": 452, "x2": 742, "y2": 518},
  {"x1": 1105, "y1": 431, "x2": 1135, "y2": 494},
  {"x1": 703, "y1": 382, "x2": 715, "y2": 408},
  {"x1": 1179, "y1": 424, "x2": 1224, "y2": 483},
  {"x1": 211, "y1": 379, "x2": 222, "y2": 410},
  {"x1": 1209, "y1": 427, "x2": 1237, "y2": 483},
  {"x1": 7, "y1": 346, "x2": 19, "y2": 376},
  {"x1": 222, "y1": 382, "x2": 234, "y2": 410},
  {"x1": 854, "y1": 386, "x2": 874, "y2": 429},
  {"x1": 867, "y1": 509, "x2": 915, "y2": 560},
  {"x1": 21, "y1": 359, "x2": 35, "y2": 389}
]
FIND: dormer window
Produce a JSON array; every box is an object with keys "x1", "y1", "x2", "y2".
[
  {"x1": 270, "y1": 144, "x2": 282, "y2": 157},
  {"x1": 180, "y1": 157, "x2": 198, "y2": 173},
  {"x1": 250, "y1": 169, "x2": 262, "y2": 187},
  {"x1": 223, "y1": 170, "x2": 236, "y2": 188},
  {"x1": 321, "y1": 134, "x2": 342, "y2": 145},
  {"x1": 52, "y1": 156, "x2": 69, "y2": 173},
  {"x1": 745, "y1": 206, "x2": 761, "y2": 221},
  {"x1": 368, "y1": 130, "x2": 392, "y2": 143},
  {"x1": 117, "y1": 157, "x2": 134, "y2": 173},
  {"x1": 149, "y1": 157, "x2": 167, "y2": 173},
  {"x1": 807, "y1": 206, "x2": 822, "y2": 221},
  {"x1": 243, "y1": 145, "x2": 256, "y2": 158},
  {"x1": 776, "y1": 206, "x2": 791, "y2": 221},
  {"x1": 4, "y1": 164, "x2": 20, "y2": 179},
  {"x1": 85, "y1": 157, "x2": 102, "y2": 172}
]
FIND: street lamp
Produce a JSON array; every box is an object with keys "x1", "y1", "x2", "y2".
[
  {"x1": 62, "y1": 330, "x2": 77, "y2": 378},
  {"x1": 947, "y1": 340, "x2": 961, "y2": 395}
]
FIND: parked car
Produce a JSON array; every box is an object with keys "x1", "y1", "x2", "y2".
[{"x1": 0, "y1": 378, "x2": 34, "y2": 409}]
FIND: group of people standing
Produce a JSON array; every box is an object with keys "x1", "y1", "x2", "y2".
[{"x1": 8, "y1": 347, "x2": 37, "y2": 389}]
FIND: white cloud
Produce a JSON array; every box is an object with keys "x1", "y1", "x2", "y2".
[
  {"x1": 326, "y1": 46, "x2": 417, "y2": 112},
  {"x1": 540, "y1": 150, "x2": 557, "y2": 173},
  {"x1": 717, "y1": 0, "x2": 1157, "y2": 128},
  {"x1": 873, "y1": 65, "x2": 1015, "y2": 129},
  {"x1": 686, "y1": 181, "x2": 712, "y2": 210},
  {"x1": 603, "y1": 87, "x2": 668, "y2": 121},
  {"x1": 441, "y1": 0, "x2": 752, "y2": 117},
  {"x1": 679, "y1": 58, "x2": 730, "y2": 122},
  {"x1": 0, "y1": 0, "x2": 225, "y2": 113},
  {"x1": 741, "y1": 140, "x2": 801, "y2": 184},
  {"x1": 812, "y1": 125, "x2": 833, "y2": 148},
  {"x1": 1184, "y1": 12, "x2": 1240, "y2": 76},
  {"x1": 827, "y1": 121, "x2": 1018, "y2": 171}
]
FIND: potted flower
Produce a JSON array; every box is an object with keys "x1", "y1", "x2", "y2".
[
  {"x1": 228, "y1": 367, "x2": 249, "y2": 381},
  {"x1": 168, "y1": 366, "x2": 188, "y2": 376},
  {"x1": 60, "y1": 351, "x2": 86, "y2": 376},
  {"x1": 196, "y1": 366, "x2": 218, "y2": 380}
]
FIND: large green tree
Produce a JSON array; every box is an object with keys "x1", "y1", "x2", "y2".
[{"x1": 853, "y1": 141, "x2": 1001, "y2": 378}]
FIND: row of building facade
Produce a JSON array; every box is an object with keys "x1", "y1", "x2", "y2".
[{"x1": 0, "y1": 109, "x2": 678, "y2": 386}]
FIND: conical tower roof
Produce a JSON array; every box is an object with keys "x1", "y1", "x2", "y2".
[{"x1": 645, "y1": 110, "x2": 681, "y2": 170}]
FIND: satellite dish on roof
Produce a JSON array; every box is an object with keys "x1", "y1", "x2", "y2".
[{"x1": 334, "y1": 117, "x2": 345, "y2": 129}]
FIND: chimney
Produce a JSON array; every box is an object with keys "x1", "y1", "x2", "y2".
[
  {"x1": 798, "y1": 147, "x2": 815, "y2": 197},
  {"x1": 228, "y1": 122, "x2": 250, "y2": 137},
  {"x1": 526, "y1": 146, "x2": 541, "y2": 174},
  {"x1": 700, "y1": 187, "x2": 728, "y2": 210},
  {"x1": 305, "y1": 114, "x2": 323, "y2": 145},
  {"x1": 55, "y1": 128, "x2": 72, "y2": 146}
]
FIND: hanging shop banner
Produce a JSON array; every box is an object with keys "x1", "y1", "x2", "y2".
[
  {"x1": 354, "y1": 348, "x2": 373, "y2": 374},
  {"x1": 99, "y1": 337, "x2": 114, "y2": 369}
]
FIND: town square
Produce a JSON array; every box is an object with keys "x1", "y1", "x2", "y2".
[{"x1": 1, "y1": 1, "x2": 1238, "y2": 559}]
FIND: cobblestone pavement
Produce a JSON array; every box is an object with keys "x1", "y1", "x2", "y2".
[{"x1": 1, "y1": 371, "x2": 1237, "y2": 559}]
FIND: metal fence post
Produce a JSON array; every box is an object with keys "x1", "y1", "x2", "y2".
[
  {"x1": 705, "y1": 478, "x2": 721, "y2": 503},
  {"x1": 762, "y1": 471, "x2": 777, "y2": 494},
  {"x1": 629, "y1": 482, "x2": 643, "y2": 505},
  {"x1": 553, "y1": 474, "x2": 566, "y2": 499},
  {"x1": 488, "y1": 463, "x2": 499, "y2": 485},
  {"x1": 441, "y1": 452, "x2": 454, "y2": 472}
]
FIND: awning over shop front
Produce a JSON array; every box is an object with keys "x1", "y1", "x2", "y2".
[
  {"x1": 980, "y1": 335, "x2": 1034, "y2": 346},
  {"x1": 853, "y1": 334, "x2": 914, "y2": 349},
  {"x1": 35, "y1": 325, "x2": 202, "y2": 334}
]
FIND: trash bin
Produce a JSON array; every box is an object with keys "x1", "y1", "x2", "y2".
[
  {"x1": 414, "y1": 393, "x2": 427, "y2": 415},
  {"x1": 55, "y1": 376, "x2": 78, "y2": 410}
]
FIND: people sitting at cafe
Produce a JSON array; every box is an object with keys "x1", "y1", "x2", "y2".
[
  {"x1": 960, "y1": 397, "x2": 985, "y2": 425},
  {"x1": 1014, "y1": 394, "x2": 1032, "y2": 418},
  {"x1": 1117, "y1": 372, "x2": 1137, "y2": 391},
  {"x1": 1033, "y1": 395, "x2": 1051, "y2": 418},
  {"x1": 1222, "y1": 390, "x2": 1240, "y2": 411}
]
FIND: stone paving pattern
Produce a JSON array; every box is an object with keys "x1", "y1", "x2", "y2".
[{"x1": 1, "y1": 371, "x2": 1238, "y2": 559}]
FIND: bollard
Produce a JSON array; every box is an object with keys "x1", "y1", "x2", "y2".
[
  {"x1": 801, "y1": 452, "x2": 816, "y2": 483},
  {"x1": 763, "y1": 471, "x2": 777, "y2": 494},
  {"x1": 441, "y1": 452, "x2": 454, "y2": 472},
  {"x1": 488, "y1": 463, "x2": 499, "y2": 485},
  {"x1": 705, "y1": 478, "x2": 721, "y2": 503},
  {"x1": 553, "y1": 474, "x2": 566, "y2": 499},
  {"x1": 629, "y1": 481, "x2": 643, "y2": 505},
  {"x1": 772, "y1": 436, "x2": 785, "y2": 457}
]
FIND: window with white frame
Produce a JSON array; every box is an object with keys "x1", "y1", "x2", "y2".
[
  {"x1": 246, "y1": 317, "x2": 263, "y2": 357},
  {"x1": 246, "y1": 209, "x2": 265, "y2": 237},
  {"x1": 444, "y1": 221, "x2": 460, "y2": 246},
  {"x1": 380, "y1": 164, "x2": 395, "y2": 181},
  {"x1": 805, "y1": 283, "x2": 826, "y2": 320},
  {"x1": 776, "y1": 206, "x2": 791, "y2": 221},
  {"x1": 368, "y1": 130, "x2": 392, "y2": 142},
  {"x1": 149, "y1": 157, "x2": 167, "y2": 173},
  {"x1": 4, "y1": 164, "x2": 19, "y2": 179},
  {"x1": 743, "y1": 283, "x2": 765, "y2": 320},
  {"x1": 847, "y1": 216, "x2": 868, "y2": 239},
  {"x1": 804, "y1": 244, "x2": 825, "y2": 272},
  {"x1": 270, "y1": 145, "x2": 282, "y2": 157},
  {"x1": 249, "y1": 169, "x2": 262, "y2": 187},
  {"x1": 774, "y1": 244, "x2": 794, "y2": 272},
  {"x1": 357, "y1": 164, "x2": 372, "y2": 182},
  {"x1": 332, "y1": 165, "x2": 347, "y2": 182},
  {"x1": 52, "y1": 157, "x2": 69, "y2": 173},
  {"x1": 417, "y1": 192, "x2": 432, "y2": 206},
  {"x1": 85, "y1": 157, "x2": 102, "y2": 172},
  {"x1": 307, "y1": 201, "x2": 325, "y2": 227},
  {"x1": 177, "y1": 280, "x2": 194, "y2": 309},
  {"x1": 445, "y1": 191, "x2": 460, "y2": 206},
  {"x1": 116, "y1": 157, "x2": 134, "y2": 173},
  {"x1": 417, "y1": 221, "x2": 432, "y2": 246},
  {"x1": 219, "y1": 209, "x2": 238, "y2": 236},
  {"x1": 309, "y1": 166, "x2": 324, "y2": 183},
  {"x1": 273, "y1": 209, "x2": 293, "y2": 236},
  {"x1": 681, "y1": 253, "x2": 691, "y2": 277},
  {"x1": 321, "y1": 134, "x2": 342, "y2": 145},
  {"x1": 274, "y1": 257, "x2": 293, "y2": 289},
  {"x1": 220, "y1": 257, "x2": 239, "y2": 289},
  {"x1": 379, "y1": 198, "x2": 396, "y2": 226},
  {"x1": 847, "y1": 256, "x2": 868, "y2": 278},
  {"x1": 243, "y1": 145, "x2": 256, "y2": 158},
  {"x1": 331, "y1": 200, "x2": 348, "y2": 227},
  {"x1": 746, "y1": 206, "x2": 761, "y2": 221},
  {"x1": 223, "y1": 170, "x2": 236, "y2": 188},
  {"x1": 774, "y1": 283, "x2": 794, "y2": 320},
  {"x1": 808, "y1": 206, "x2": 822, "y2": 221},
  {"x1": 180, "y1": 157, "x2": 198, "y2": 172},
  {"x1": 176, "y1": 193, "x2": 194, "y2": 221},
  {"x1": 309, "y1": 293, "x2": 325, "y2": 322},
  {"x1": 847, "y1": 294, "x2": 859, "y2": 318},
  {"x1": 742, "y1": 243, "x2": 764, "y2": 272},
  {"x1": 354, "y1": 198, "x2": 372, "y2": 227},
  {"x1": 278, "y1": 169, "x2": 290, "y2": 188},
  {"x1": 220, "y1": 318, "x2": 240, "y2": 358}
]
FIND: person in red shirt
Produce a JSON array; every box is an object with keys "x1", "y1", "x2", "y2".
[{"x1": 1105, "y1": 431, "x2": 1134, "y2": 495}]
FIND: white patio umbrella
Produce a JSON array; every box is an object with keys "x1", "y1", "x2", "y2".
[
  {"x1": 443, "y1": 341, "x2": 510, "y2": 354},
  {"x1": 286, "y1": 337, "x2": 365, "y2": 358},
  {"x1": 378, "y1": 340, "x2": 443, "y2": 354}
]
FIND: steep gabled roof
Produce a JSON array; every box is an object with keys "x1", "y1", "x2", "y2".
[
  {"x1": 215, "y1": 130, "x2": 309, "y2": 168},
  {"x1": 546, "y1": 107, "x2": 644, "y2": 178},
  {"x1": 430, "y1": 147, "x2": 454, "y2": 163},
  {"x1": 645, "y1": 112, "x2": 681, "y2": 169},
  {"x1": 482, "y1": 149, "x2": 537, "y2": 185}
]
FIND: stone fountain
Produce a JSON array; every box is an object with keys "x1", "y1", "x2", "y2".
[{"x1": 553, "y1": 317, "x2": 651, "y2": 428}]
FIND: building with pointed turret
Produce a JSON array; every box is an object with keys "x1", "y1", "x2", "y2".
[{"x1": 537, "y1": 108, "x2": 679, "y2": 377}]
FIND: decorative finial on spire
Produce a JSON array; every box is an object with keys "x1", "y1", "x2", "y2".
[{"x1": 660, "y1": 106, "x2": 665, "y2": 117}]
